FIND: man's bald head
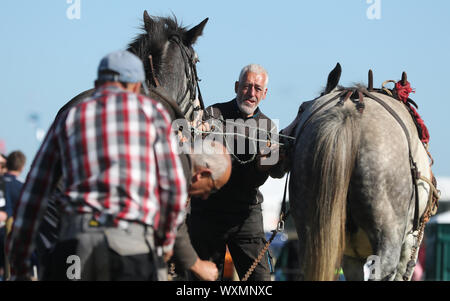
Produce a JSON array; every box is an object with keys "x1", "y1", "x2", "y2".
[{"x1": 189, "y1": 141, "x2": 231, "y2": 200}]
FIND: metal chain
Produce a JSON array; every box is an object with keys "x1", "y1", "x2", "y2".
[
  {"x1": 169, "y1": 262, "x2": 176, "y2": 278},
  {"x1": 241, "y1": 174, "x2": 290, "y2": 281},
  {"x1": 403, "y1": 211, "x2": 428, "y2": 281},
  {"x1": 403, "y1": 174, "x2": 441, "y2": 280},
  {"x1": 241, "y1": 230, "x2": 278, "y2": 282}
]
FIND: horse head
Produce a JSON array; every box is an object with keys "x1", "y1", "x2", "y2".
[
  {"x1": 281, "y1": 63, "x2": 342, "y2": 140},
  {"x1": 127, "y1": 11, "x2": 208, "y2": 121},
  {"x1": 323, "y1": 63, "x2": 342, "y2": 95}
]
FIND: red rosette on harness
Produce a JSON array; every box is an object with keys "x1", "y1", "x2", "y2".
[
  {"x1": 395, "y1": 81, "x2": 430, "y2": 144},
  {"x1": 395, "y1": 81, "x2": 415, "y2": 104}
]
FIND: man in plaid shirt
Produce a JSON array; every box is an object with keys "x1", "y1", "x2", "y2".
[{"x1": 6, "y1": 50, "x2": 187, "y2": 280}]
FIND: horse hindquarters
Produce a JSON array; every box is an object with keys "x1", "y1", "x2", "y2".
[
  {"x1": 346, "y1": 95, "x2": 418, "y2": 281},
  {"x1": 293, "y1": 104, "x2": 361, "y2": 281}
]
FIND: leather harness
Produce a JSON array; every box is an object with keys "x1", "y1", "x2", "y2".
[
  {"x1": 147, "y1": 35, "x2": 205, "y2": 122},
  {"x1": 294, "y1": 88, "x2": 425, "y2": 232}
]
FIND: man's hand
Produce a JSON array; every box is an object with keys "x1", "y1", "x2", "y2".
[
  {"x1": 256, "y1": 143, "x2": 285, "y2": 172},
  {"x1": 190, "y1": 258, "x2": 219, "y2": 281}
]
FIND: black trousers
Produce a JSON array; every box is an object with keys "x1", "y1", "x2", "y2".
[
  {"x1": 189, "y1": 204, "x2": 271, "y2": 281},
  {"x1": 42, "y1": 215, "x2": 158, "y2": 281},
  {"x1": 42, "y1": 239, "x2": 158, "y2": 281}
]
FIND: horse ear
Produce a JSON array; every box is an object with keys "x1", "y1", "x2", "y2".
[
  {"x1": 185, "y1": 18, "x2": 209, "y2": 45},
  {"x1": 325, "y1": 63, "x2": 342, "y2": 94},
  {"x1": 143, "y1": 10, "x2": 155, "y2": 33}
]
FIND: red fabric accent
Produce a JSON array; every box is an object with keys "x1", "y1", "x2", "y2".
[
  {"x1": 410, "y1": 106, "x2": 430, "y2": 144},
  {"x1": 395, "y1": 81, "x2": 415, "y2": 103},
  {"x1": 395, "y1": 81, "x2": 430, "y2": 144}
]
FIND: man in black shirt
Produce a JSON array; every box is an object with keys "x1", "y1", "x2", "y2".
[{"x1": 189, "y1": 64, "x2": 281, "y2": 281}]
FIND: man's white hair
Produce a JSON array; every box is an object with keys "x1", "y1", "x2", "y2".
[
  {"x1": 238, "y1": 64, "x2": 269, "y2": 88},
  {"x1": 191, "y1": 140, "x2": 230, "y2": 181}
]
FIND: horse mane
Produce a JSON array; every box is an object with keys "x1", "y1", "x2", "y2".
[
  {"x1": 321, "y1": 83, "x2": 368, "y2": 96},
  {"x1": 126, "y1": 15, "x2": 188, "y2": 81}
]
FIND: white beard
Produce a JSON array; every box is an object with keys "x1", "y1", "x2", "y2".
[{"x1": 236, "y1": 99, "x2": 257, "y2": 116}]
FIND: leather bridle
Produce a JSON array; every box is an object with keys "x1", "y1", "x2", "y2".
[{"x1": 146, "y1": 35, "x2": 205, "y2": 122}]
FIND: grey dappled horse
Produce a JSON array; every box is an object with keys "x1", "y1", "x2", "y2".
[{"x1": 282, "y1": 64, "x2": 434, "y2": 281}]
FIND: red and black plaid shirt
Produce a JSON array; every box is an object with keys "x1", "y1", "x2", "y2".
[{"x1": 7, "y1": 85, "x2": 187, "y2": 276}]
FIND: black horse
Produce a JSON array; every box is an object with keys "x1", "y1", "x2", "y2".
[{"x1": 57, "y1": 11, "x2": 208, "y2": 123}]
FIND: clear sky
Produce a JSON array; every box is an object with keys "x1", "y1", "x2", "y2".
[{"x1": 1, "y1": 0, "x2": 449, "y2": 179}]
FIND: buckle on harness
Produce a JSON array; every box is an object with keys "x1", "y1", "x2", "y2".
[{"x1": 277, "y1": 220, "x2": 285, "y2": 232}]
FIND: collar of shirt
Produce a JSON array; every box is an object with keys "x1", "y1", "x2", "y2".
[
  {"x1": 94, "y1": 84, "x2": 128, "y2": 96},
  {"x1": 3, "y1": 173, "x2": 17, "y2": 182}
]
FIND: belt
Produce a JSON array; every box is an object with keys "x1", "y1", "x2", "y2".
[
  {"x1": 59, "y1": 213, "x2": 151, "y2": 240},
  {"x1": 58, "y1": 213, "x2": 157, "y2": 257}
]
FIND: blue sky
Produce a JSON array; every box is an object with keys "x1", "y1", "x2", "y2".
[{"x1": 1, "y1": 0, "x2": 449, "y2": 179}]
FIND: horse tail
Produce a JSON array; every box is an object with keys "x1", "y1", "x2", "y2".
[{"x1": 303, "y1": 105, "x2": 361, "y2": 281}]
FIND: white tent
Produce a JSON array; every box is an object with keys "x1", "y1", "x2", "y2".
[
  {"x1": 437, "y1": 177, "x2": 450, "y2": 201},
  {"x1": 261, "y1": 176, "x2": 288, "y2": 232},
  {"x1": 260, "y1": 176, "x2": 450, "y2": 231},
  {"x1": 429, "y1": 211, "x2": 450, "y2": 224}
]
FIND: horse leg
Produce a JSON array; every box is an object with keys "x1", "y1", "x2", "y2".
[
  {"x1": 347, "y1": 187, "x2": 411, "y2": 281},
  {"x1": 395, "y1": 232, "x2": 418, "y2": 281},
  {"x1": 291, "y1": 207, "x2": 307, "y2": 281},
  {"x1": 364, "y1": 223, "x2": 406, "y2": 280},
  {"x1": 395, "y1": 164, "x2": 433, "y2": 281},
  {"x1": 342, "y1": 256, "x2": 365, "y2": 280}
]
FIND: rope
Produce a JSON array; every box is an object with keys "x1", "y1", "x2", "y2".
[
  {"x1": 419, "y1": 175, "x2": 441, "y2": 218},
  {"x1": 202, "y1": 115, "x2": 297, "y2": 142},
  {"x1": 190, "y1": 119, "x2": 296, "y2": 165},
  {"x1": 402, "y1": 174, "x2": 440, "y2": 280},
  {"x1": 381, "y1": 80, "x2": 395, "y2": 97},
  {"x1": 193, "y1": 128, "x2": 285, "y2": 145}
]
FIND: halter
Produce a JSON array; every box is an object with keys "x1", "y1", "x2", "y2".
[
  {"x1": 145, "y1": 34, "x2": 205, "y2": 122},
  {"x1": 170, "y1": 35, "x2": 205, "y2": 119}
]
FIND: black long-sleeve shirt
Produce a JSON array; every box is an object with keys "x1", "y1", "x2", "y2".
[{"x1": 192, "y1": 99, "x2": 278, "y2": 213}]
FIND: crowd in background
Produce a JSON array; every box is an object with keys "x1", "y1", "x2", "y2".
[{"x1": 0, "y1": 150, "x2": 26, "y2": 280}]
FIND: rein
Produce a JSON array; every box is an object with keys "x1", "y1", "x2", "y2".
[{"x1": 197, "y1": 112, "x2": 296, "y2": 165}]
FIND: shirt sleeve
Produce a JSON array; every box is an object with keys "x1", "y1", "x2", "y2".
[
  {"x1": 173, "y1": 214, "x2": 198, "y2": 270},
  {"x1": 6, "y1": 121, "x2": 62, "y2": 278},
  {"x1": 152, "y1": 103, "x2": 187, "y2": 252}
]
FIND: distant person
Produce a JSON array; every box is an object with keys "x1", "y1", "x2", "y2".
[
  {"x1": 2, "y1": 151, "x2": 26, "y2": 217},
  {"x1": 0, "y1": 153, "x2": 8, "y2": 225},
  {"x1": 0, "y1": 153, "x2": 7, "y2": 280},
  {"x1": 0, "y1": 151, "x2": 26, "y2": 280},
  {"x1": 6, "y1": 50, "x2": 187, "y2": 281},
  {"x1": 0, "y1": 154, "x2": 7, "y2": 176}
]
